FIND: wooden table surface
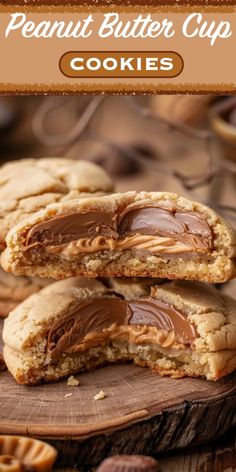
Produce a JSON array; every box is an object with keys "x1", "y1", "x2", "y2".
[
  {"x1": 54, "y1": 428, "x2": 236, "y2": 471},
  {"x1": 53, "y1": 427, "x2": 236, "y2": 472}
]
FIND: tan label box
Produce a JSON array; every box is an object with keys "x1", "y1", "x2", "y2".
[{"x1": 59, "y1": 51, "x2": 184, "y2": 78}]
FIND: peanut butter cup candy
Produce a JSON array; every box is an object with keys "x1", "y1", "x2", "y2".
[
  {"x1": 2, "y1": 191, "x2": 235, "y2": 283},
  {"x1": 0, "y1": 435, "x2": 57, "y2": 472},
  {"x1": 0, "y1": 157, "x2": 114, "y2": 250},
  {"x1": 3, "y1": 278, "x2": 236, "y2": 384},
  {"x1": 96, "y1": 455, "x2": 160, "y2": 472}
]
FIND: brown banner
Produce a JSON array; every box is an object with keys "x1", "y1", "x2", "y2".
[
  {"x1": 1, "y1": 1, "x2": 236, "y2": 5},
  {"x1": 0, "y1": 4, "x2": 235, "y2": 94}
]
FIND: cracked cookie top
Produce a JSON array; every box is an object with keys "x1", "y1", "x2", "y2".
[{"x1": 0, "y1": 157, "x2": 114, "y2": 249}]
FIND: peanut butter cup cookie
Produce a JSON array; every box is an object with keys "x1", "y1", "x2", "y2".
[
  {"x1": 3, "y1": 278, "x2": 236, "y2": 384},
  {"x1": 0, "y1": 157, "x2": 113, "y2": 250},
  {"x1": 2, "y1": 192, "x2": 235, "y2": 282}
]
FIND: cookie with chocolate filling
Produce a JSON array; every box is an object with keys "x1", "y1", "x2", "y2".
[
  {"x1": 3, "y1": 278, "x2": 236, "y2": 384},
  {"x1": 0, "y1": 157, "x2": 114, "y2": 250},
  {"x1": 0, "y1": 267, "x2": 50, "y2": 318},
  {"x1": 2, "y1": 192, "x2": 235, "y2": 283}
]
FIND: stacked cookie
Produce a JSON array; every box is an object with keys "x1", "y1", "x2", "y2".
[
  {"x1": 1, "y1": 171, "x2": 236, "y2": 384},
  {"x1": 0, "y1": 157, "x2": 113, "y2": 316}
]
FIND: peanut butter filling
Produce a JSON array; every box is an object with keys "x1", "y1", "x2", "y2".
[
  {"x1": 47, "y1": 234, "x2": 203, "y2": 257},
  {"x1": 47, "y1": 296, "x2": 197, "y2": 361},
  {"x1": 25, "y1": 204, "x2": 213, "y2": 258}
]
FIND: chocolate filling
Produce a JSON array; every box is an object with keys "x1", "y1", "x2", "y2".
[
  {"x1": 25, "y1": 204, "x2": 213, "y2": 254},
  {"x1": 118, "y1": 206, "x2": 211, "y2": 238},
  {"x1": 26, "y1": 211, "x2": 117, "y2": 245},
  {"x1": 47, "y1": 297, "x2": 197, "y2": 360}
]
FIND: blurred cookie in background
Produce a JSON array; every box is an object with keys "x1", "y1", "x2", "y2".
[
  {"x1": 0, "y1": 268, "x2": 51, "y2": 318},
  {"x1": 209, "y1": 96, "x2": 236, "y2": 163},
  {"x1": 151, "y1": 95, "x2": 215, "y2": 126}
]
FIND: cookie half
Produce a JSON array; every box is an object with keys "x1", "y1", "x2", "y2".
[
  {"x1": 2, "y1": 192, "x2": 236, "y2": 282},
  {"x1": 0, "y1": 157, "x2": 114, "y2": 249},
  {"x1": 0, "y1": 267, "x2": 50, "y2": 318},
  {"x1": 3, "y1": 278, "x2": 236, "y2": 384}
]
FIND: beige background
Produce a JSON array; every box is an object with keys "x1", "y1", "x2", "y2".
[{"x1": 0, "y1": 5, "x2": 235, "y2": 92}]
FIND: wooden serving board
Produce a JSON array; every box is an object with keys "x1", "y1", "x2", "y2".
[{"x1": 0, "y1": 322, "x2": 236, "y2": 468}]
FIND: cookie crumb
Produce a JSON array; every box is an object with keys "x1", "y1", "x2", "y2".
[
  {"x1": 65, "y1": 393, "x2": 73, "y2": 398},
  {"x1": 67, "y1": 375, "x2": 80, "y2": 387},
  {"x1": 94, "y1": 390, "x2": 106, "y2": 401}
]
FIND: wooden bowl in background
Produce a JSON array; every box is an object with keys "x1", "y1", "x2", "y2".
[{"x1": 209, "y1": 97, "x2": 236, "y2": 163}]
